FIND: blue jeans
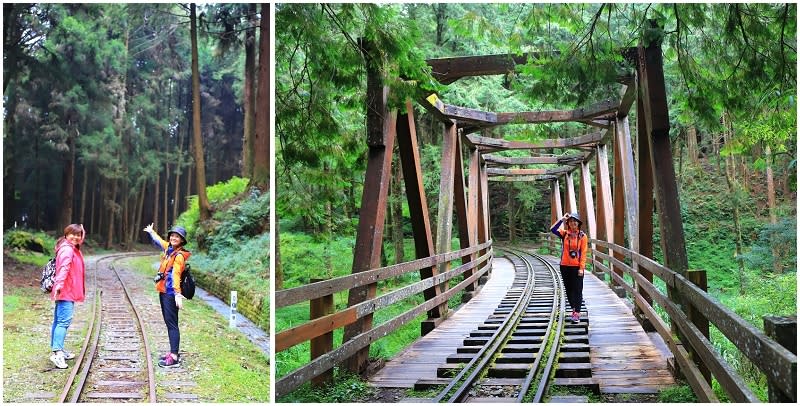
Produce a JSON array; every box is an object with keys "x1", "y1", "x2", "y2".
[{"x1": 51, "y1": 300, "x2": 74, "y2": 352}]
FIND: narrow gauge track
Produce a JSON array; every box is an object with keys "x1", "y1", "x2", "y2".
[
  {"x1": 433, "y1": 247, "x2": 566, "y2": 402},
  {"x1": 57, "y1": 252, "x2": 158, "y2": 403}
]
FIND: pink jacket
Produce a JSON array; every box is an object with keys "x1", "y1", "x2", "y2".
[{"x1": 52, "y1": 238, "x2": 85, "y2": 302}]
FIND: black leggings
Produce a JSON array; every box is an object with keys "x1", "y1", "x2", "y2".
[
  {"x1": 560, "y1": 265, "x2": 584, "y2": 312},
  {"x1": 159, "y1": 293, "x2": 180, "y2": 355}
]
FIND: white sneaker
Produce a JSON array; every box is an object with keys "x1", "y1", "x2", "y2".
[
  {"x1": 50, "y1": 352, "x2": 67, "y2": 369},
  {"x1": 62, "y1": 349, "x2": 76, "y2": 360}
]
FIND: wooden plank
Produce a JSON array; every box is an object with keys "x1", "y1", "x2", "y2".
[
  {"x1": 426, "y1": 53, "x2": 534, "y2": 84},
  {"x1": 614, "y1": 116, "x2": 639, "y2": 259},
  {"x1": 483, "y1": 153, "x2": 588, "y2": 166},
  {"x1": 466, "y1": 132, "x2": 603, "y2": 151},
  {"x1": 636, "y1": 94, "x2": 655, "y2": 304},
  {"x1": 496, "y1": 99, "x2": 618, "y2": 124},
  {"x1": 398, "y1": 100, "x2": 442, "y2": 319},
  {"x1": 486, "y1": 166, "x2": 574, "y2": 176},
  {"x1": 433, "y1": 122, "x2": 459, "y2": 324},
  {"x1": 594, "y1": 144, "x2": 614, "y2": 257},
  {"x1": 443, "y1": 103, "x2": 497, "y2": 124},
  {"x1": 617, "y1": 83, "x2": 637, "y2": 118}
]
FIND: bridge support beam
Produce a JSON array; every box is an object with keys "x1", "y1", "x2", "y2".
[
  {"x1": 594, "y1": 144, "x2": 613, "y2": 278},
  {"x1": 397, "y1": 101, "x2": 445, "y2": 336},
  {"x1": 344, "y1": 40, "x2": 397, "y2": 374},
  {"x1": 636, "y1": 38, "x2": 689, "y2": 305},
  {"x1": 550, "y1": 179, "x2": 562, "y2": 226},
  {"x1": 564, "y1": 171, "x2": 577, "y2": 214},
  {"x1": 579, "y1": 160, "x2": 597, "y2": 241},
  {"x1": 454, "y1": 135, "x2": 478, "y2": 302}
]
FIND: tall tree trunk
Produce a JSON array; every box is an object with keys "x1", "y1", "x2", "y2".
[
  {"x1": 106, "y1": 179, "x2": 118, "y2": 249},
  {"x1": 164, "y1": 159, "x2": 170, "y2": 231},
  {"x1": 90, "y1": 176, "x2": 97, "y2": 236},
  {"x1": 686, "y1": 125, "x2": 698, "y2": 164},
  {"x1": 433, "y1": 3, "x2": 447, "y2": 46},
  {"x1": 508, "y1": 183, "x2": 516, "y2": 242},
  {"x1": 135, "y1": 181, "x2": 146, "y2": 243},
  {"x1": 391, "y1": 154, "x2": 404, "y2": 264},
  {"x1": 59, "y1": 127, "x2": 77, "y2": 229},
  {"x1": 722, "y1": 112, "x2": 746, "y2": 294},
  {"x1": 242, "y1": 2, "x2": 257, "y2": 178},
  {"x1": 153, "y1": 172, "x2": 160, "y2": 232},
  {"x1": 190, "y1": 3, "x2": 212, "y2": 221},
  {"x1": 275, "y1": 213, "x2": 283, "y2": 290},
  {"x1": 79, "y1": 164, "x2": 88, "y2": 224},
  {"x1": 251, "y1": 3, "x2": 270, "y2": 191}
]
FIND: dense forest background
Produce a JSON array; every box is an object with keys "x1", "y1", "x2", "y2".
[
  {"x1": 276, "y1": 3, "x2": 796, "y2": 401},
  {"x1": 4, "y1": 3, "x2": 270, "y2": 247}
]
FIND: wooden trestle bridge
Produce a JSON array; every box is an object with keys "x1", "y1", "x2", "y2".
[{"x1": 276, "y1": 33, "x2": 797, "y2": 402}]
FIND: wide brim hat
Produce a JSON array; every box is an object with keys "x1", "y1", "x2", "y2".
[
  {"x1": 167, "y1": 226, "x2": 188, "y2": 244},
  {"x1": 567, "y1": 213, "x2": 583, "y2": 227}
]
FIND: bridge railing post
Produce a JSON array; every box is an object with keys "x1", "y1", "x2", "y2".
[
  {"x1": 764, "y1": 315, "x2": 797, "y2": 402},
  {"x1": 686, "y1": 269, "x2": 711, "y2": 384},
  {"x1": 310, "y1": 278, "x2": 335, "y2": 387}
]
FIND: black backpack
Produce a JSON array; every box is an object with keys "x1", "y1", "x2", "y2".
[
  {"x1": 40, "y1": 257, "x2": 57, "y2": 293},
  {"x1": 179, "y1": 263, "x2": 196, "y2": 299}
]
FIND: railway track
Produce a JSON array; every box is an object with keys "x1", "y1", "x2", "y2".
[
  {"x1": 429, "y1": 247, "x2": 568, "y2": 402},
  {"x1": 57, "y1": 252, "x2": 159, "y2": 403}
]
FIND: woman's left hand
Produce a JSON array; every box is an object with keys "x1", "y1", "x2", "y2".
[{"x1": 578, "y1": 269, "x2": 584, "y2": 276}]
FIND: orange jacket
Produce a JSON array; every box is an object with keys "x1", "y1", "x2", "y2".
[
  {"x1": 553, "y1": 228, "x2": 588, "y2": 269},
  {"x1": 147, "y1": 230, "x2": 191, "y2": 296}
]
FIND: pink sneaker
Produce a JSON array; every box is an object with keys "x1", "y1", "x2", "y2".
[
  {"x1": 571, "y1": 311, "x2": 580, "y2": 323},
  {"x1": 158, "y1": 353, "x2": 180, "y2": 368}
]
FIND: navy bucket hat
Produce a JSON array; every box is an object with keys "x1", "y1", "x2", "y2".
[
  {"x1": 167, "y1": 226, "x2": 188, "y2": 245},
  {"x1": 566, "y1": 213, "x2": 583, "y2": 227}
]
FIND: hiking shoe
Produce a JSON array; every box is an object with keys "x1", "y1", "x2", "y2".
[
  {"x1": 571, "y1": 311, "x2": 580, "y2": 324},
  {"x1": 158, "y1": 353, "x2": 180, "y2": 368},
  {"x1": 50, "y1": 352, "x2": 68, "y2": 369},
  {"x1": 62, "y1": 350, "x2": 76, "y2": 360}
]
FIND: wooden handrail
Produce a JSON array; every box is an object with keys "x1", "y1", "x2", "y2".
[
  {"x1": 276, "y1": 259, "x2": 493, "y2": 398},
  {"x1": 276, "y1": 240, "x2": 492, "y2": 308},
  {"x1": 276, "y1": 251, "x2": 492, "y2": 352},
  {"x1": 591, "y1": 238, "x2": 797, "y2": 402}
]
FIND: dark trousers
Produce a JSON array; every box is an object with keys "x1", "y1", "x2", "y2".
[
  {"x1": 159, "y1": 293, "x2": 180, "y2": 355},
  {"x1": 560, "y1": 265, "x2": 584, "y2": 313}
]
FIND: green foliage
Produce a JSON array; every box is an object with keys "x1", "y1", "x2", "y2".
[
  {"x1": 658, "y1": 384, "x2": 697, "y2": 402},
  {"x1": 177, "y1": 176, "x2": 250, "y2": 239},
  {"x1": 740, "y1": 218, "x2": 796, "y2": 274},
  {"x1": 206, "y1": 190, "x2": 269, "y2": 254},
  {"x1": 3, "y1": 229, "x2": 53, "y2": 256}
]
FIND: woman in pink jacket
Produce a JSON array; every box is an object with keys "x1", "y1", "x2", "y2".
[{"x1": 49, "y1": 224, "x2": 86, "y2": 369}]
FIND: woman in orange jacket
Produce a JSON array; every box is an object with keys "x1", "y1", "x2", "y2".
[
  {"x1": 143, "y1": 223, "x2": 191, "y2": 367},
  {"x1": 550, "y1": 213, "x2": 588, "y2": 323}
]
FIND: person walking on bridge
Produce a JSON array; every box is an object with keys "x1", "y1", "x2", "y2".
[
  {"x1": 550, "y1": 213, "x2": 588, "y2": 323},
  {"x1": 50, "y1": 224, "x2": 86, "y2": 369},
  {"x1": 143, "y1": 223, "x2": 191, "y2": 368}
]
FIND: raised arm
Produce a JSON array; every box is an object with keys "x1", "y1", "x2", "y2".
[
  {"x1": 550, "y1": 213, "x2": 570, "y2": 237},
  {"x1": 143, "y1": 223, "x2": 168, "y2": 251}
]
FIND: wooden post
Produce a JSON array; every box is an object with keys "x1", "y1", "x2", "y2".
[
  {"x1": 565, "y1": 171, "x2": 577, "y2": 214},
  {"x1": 637, "y1": 27, "x2": 689, "y2": 291},
  {"x1": 764, "y1": 315, "x2": 797, "y2": 402},
  {"x1": 611, "y1": 123, "x2": 626, "y2": 291},
  {"x1": 343, "y1": 39, "x2": 396, "y2": 374},
  {"x1": 686, "y1": 270, "x2": 711, "y2": 384},
  {"x1": 637, "y1": 93, "x2": 655, "y2": 306},
  {"x1": 579, "y1": 160, "x2": 597, "y2": 240},
  {"x1": 594, "y1": 143, "x2": 614, "y2": 277},
  {"x1": 453, "y1": 134, "x2": 477, "y2": 301},
  {"x1": 310, "y1": 278, "x2": 334, "y2": 387},
  {"x1": 551, "y1": 179, "x2": 563, "y2": 225}
]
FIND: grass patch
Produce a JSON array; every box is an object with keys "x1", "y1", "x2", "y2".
[{"x1": 277, "y1": 370, "x2": 374, "y2": 403}]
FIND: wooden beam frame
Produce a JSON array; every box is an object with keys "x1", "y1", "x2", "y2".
[
  {"x1": 486, "y1": 166, "x2": 575, "y2": 177},
  {"x1": 426, "y1": 53, "x2": 537, "y2": 84},
  {"x1": 564, "y1": 171, "x2": 577, "y2": 214},
  {"x1": 579, "y1": 160, "x2": 597, "y2": 240},
  {"x1": 396, "y1": 100, "x2": 443, "y2": 323},
  {"x1": 483, "y1": 153, "x2": 589, "y2": 166},
  {"x1": 466, "y1": 131, "x2": 604, "y2": 151}
]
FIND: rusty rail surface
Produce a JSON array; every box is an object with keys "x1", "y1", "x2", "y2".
[
  {"x1": 589, "y1": 238, "x2": 797, "y2": 403},
  {"x1": 275, "y1": 242, "x2": 493, "y2": 398}
]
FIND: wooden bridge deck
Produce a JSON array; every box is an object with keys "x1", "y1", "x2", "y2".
[
  {"x1": 368, "y1": 257, "x2": 517, "y2": 388},
  {"x1": 369, "y1": 254, "x2": 676, "y2": 394}
]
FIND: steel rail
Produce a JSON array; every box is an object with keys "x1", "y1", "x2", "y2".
[
  {"x1": 434, "y1": 247, "x2": 537, "y2": 403},
  {"x1": 512, "y1": 248, "x2": 566, "y2": 402},
  {"x1": 58, "y1": 252, "x2": 156, "y2": 403}
]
